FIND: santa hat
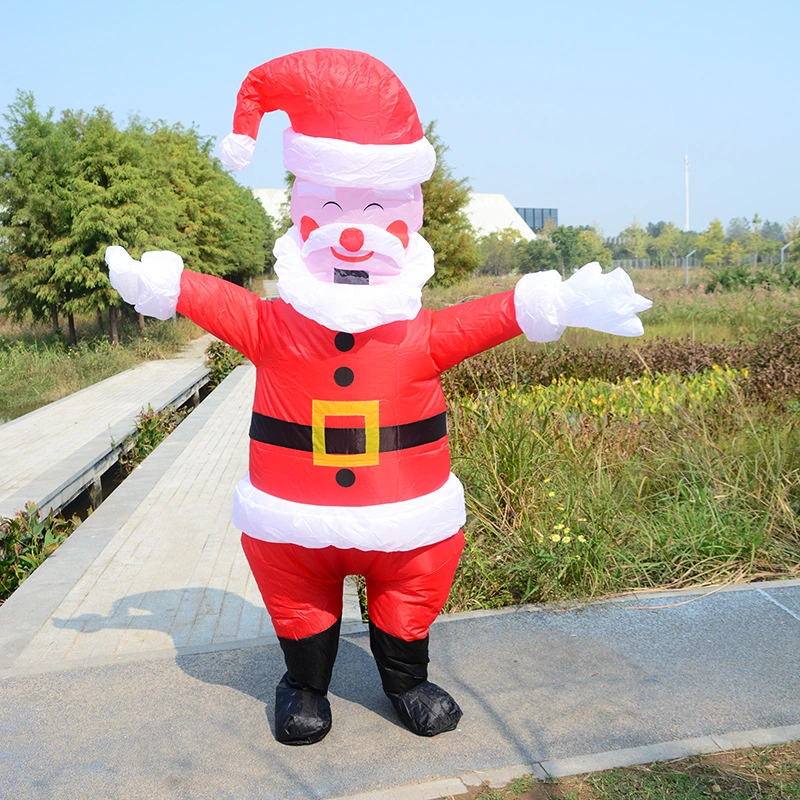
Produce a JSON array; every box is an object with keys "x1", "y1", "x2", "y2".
[{"x1": 218, "y1": 49, "x2": 436, "y2": 190}]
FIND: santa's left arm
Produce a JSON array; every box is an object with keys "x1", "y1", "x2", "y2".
[
  {"x1": 430, "y1": 263, "x2": 652, "y2": 371},
  {"x1": 105, "y1": 246, "x2": 262, "y2": 362}
]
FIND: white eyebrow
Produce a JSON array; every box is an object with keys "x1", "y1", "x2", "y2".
[
  {"x1": 371, "y1": 188, "x2": 416, "y2": 201},
  {"x1": 294, "y1": 180, "x2": 337, "y2": 199}
]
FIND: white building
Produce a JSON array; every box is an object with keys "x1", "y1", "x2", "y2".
[
  {"x1": 252, "y1": 189, "x2": 535, "y2": 240},
  {"x1": 464, "y1": 193, "x2": 535, "y2": 240}
]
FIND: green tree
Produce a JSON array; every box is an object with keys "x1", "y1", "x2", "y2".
[
  {"x1": 0, "y1": 94, "x2": 272, "y2": 342},
  {"x1": 649, "y1": 222, "x2": 682, "y2": 267},
  {"x1": 576, "y1": 226, "x2": 612, "y2": 268},
  {"x1": 477, "y1": 228, "x2": 524, "y2": 275},
  {"x1": 761, "y1": 220, "x2": 784, "y2": 241},
  {"x1": 515, "y1": 236, "x2": 561, "y2": 274},
  {"x1": 62, "y1": 109, "x2": 176, "y2": 342},
  {"x1": 550, "y1": 225, "x2": 610, "y2": 274},
  {"x1": 147, "y1": 122, "x2": 272, "y2": 282},
  {"x1": 726, "y1": 217, "x2": 751, "y2": 241},
  {"x1": 646, "y1": 220, "x2": 668, "y2": 239},
  {"x1": 620, "y1": 219, "x2": 651, "y2": 265},
  {"x1": 0, "y1": 92, "x2": 76, "y2": 333},
  {"x1": 420, "y1": 121, "x2": 480, "y2": 286},
  {"x1": 745, "y1": 213, "x2": 764, "y2": 266},
  {"x1": 679, "y1": 230, "x2": 699, "y2": 262},
  {"x1": 696, "y1": 219, "x2": 726, "y2": 266}
]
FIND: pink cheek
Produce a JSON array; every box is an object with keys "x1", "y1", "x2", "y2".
[
  {"x1": 386, "y1": 220, "x2": 409, "y2": 249},
  {"x1": 300, "y1": 216, "x2": 319, "y2": 242}
]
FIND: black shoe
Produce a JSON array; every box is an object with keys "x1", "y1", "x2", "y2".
[
  {"x1": 274, "y1": 673, "x2": 332, "y2": 746},
  {"x1": 387, "y1": 680, "x2": 462, "y2": 737}
]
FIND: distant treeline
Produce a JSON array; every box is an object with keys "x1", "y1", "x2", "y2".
[{"x1": 477, "y1": 216, "x2": 799, "y2": 277}]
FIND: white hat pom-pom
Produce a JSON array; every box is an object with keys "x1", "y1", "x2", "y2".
[{"x1": 218, "y1": 132, "x2": 256, "y2": 170}]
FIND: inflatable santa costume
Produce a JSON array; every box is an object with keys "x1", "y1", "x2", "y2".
[{"x1": 106, "y1": 48, "x2": 651, "y2": 746}]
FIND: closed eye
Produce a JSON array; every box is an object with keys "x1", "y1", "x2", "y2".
[
  {"x1": 323, "y1": 201, "x2": 343, "y2": 210},
  {"x1": 364, "y1": 203, "x2": 384, "y2": 211}
]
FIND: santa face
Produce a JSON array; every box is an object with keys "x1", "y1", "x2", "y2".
[
  {"x1": 273, "y1": 179, "x2": 435, "y2": 334},
  {"x1": 290, "y1": 180, "x2": 424, "y2": 286}
]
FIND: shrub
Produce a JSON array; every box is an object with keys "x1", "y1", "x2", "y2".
[
  {"x1": 205, "y1": 340, "x2": 245, "y2": 389},
  {"x1": 118, "y1": 405, "x2": 188, "y2": 474},
  {"x1": 443, "y1": 326, "x2": 800, "y2": 409},
  {"x1": 0, "y1": 504, "x2": 77, "y2": 603}
]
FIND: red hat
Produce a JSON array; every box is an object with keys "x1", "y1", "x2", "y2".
[{"x1": 218, "y1": 49, "x2": 436, "y2": 189}]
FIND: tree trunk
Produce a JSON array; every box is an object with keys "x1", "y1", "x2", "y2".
[
  {"x1": 110, "y1": 307, "x2": 120, "y2": 346},
  {"x1": 51, "y1": 307, "x2": 59, "y2": 334},
  {"x1": 67, "y1": 313, "x2": 77, "y2": 346},
  {"x1": 96, "y1": 308, "x2": 105, "y2": 333},
  {"x1": 138, "y1": 313, "x2": 146, "y2": 333}
]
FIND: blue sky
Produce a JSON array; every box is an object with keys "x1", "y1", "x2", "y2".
[{"x1": 2, "y1": 0, "x2": 797, "y2": 237}]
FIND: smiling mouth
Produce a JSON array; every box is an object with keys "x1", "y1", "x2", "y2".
[
  {"x1": 331, "y1": 247, "x2": 374, "y2": 263},
  {"x1": 334, "y1": 268, "x2": 370, "y2": 285}
]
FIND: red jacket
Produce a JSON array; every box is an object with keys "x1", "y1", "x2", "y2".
[{"x1": 177, "y1": 271, "x2": 522, "y2": 509}]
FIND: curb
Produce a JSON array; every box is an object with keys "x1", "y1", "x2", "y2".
[{"x1": 327, "y1": 724, "x2": 800, "y2": 800}]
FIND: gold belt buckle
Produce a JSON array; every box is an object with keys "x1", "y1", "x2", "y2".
[{"x1": 311, "y1": 399, "x2": 380, "y2": 467}]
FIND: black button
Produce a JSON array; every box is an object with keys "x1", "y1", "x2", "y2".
[
  {"x1": 336, "y1": 469, "x2": 356, "y2": 487},
  {"x1": 334, "y1": 367, "x2": 354, "y2": 387},
  {"x1": 334, "y1": 332, "x2": 355, "y2": 352}
]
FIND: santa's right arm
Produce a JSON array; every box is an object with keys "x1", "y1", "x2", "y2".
[
  {"x1": 429, "y1": 262, "x2": 652, "y2": 372},
  {"x1": 105, "y1": 246, "x2": 261, "y2": 362}
]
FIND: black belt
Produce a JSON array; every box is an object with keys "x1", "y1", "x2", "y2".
[{"x1": 249, "y1": 411, "x2": 447, "y2": 455}]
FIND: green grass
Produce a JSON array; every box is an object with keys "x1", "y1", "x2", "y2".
[
  {"x1": 449, "y1": 742, "x2": 800, "y2": 799},
  {"x1": 424, "y1": 267, "x2": 800, "y2": 347},
  {"x1": 635, "y1": 284, "x2": 800, "y2": 344},
  {"x1": 421, "y1": 267, "x2": 800, "y2": 610},
  {"x1": 446, "y1": 367, "x2": 800, "y2": 612},
  {"x1": 0, "y1": 317, "x2": 202, "y2": 422}
]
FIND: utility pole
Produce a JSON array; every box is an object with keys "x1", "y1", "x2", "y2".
[
  {"x1": 780, "y1": 241, "x2": 794, "y2": 273},
  {"x1": 684, "y1": 154, "x2": 690, "y2": 232},
  {"x1": 685, "y1": 249, "x2": 696, "y2": 286}
]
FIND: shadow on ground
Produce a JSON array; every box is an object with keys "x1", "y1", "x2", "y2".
[{"x1": 53, "y1": 587, "x2": 402, "y2": 736}]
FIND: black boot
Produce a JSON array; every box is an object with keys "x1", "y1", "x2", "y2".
[
  {"x1": 369, "y1": 622, "x2": 462, "y2": 737},
  {"x1": 275, "y1": 617, "x2": 341, "y2": 745}
]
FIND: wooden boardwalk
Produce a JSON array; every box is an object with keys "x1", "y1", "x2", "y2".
[
  {"x1": 0, "y1": 337, "x2": 212, "y2": 520},
  {"x1": 0, "y1": 363, "x2": 361, "y2": 672}
]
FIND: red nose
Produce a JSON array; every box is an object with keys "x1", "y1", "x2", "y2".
[{"x1": 339, "y1": 228, "x2": 365, "y2": 252}]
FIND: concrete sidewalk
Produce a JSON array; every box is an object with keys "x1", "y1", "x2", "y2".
[{"x1": 0, "y1": 364, "x2": 798, "y2": 800}]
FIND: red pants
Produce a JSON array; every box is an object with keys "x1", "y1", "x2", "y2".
[{"x1": 241, "y1": 531, "x2": 465, "y2": 642}]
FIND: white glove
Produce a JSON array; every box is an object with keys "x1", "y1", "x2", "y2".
[
  {"x1": 514, "y1": 262, "x2": 652, "y2": 343},
  {"x1": 105, "y1": 246, "x2": 184, "y2": 320}
]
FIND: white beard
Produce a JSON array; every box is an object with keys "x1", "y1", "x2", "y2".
[{"x1": 273, "y1": 226, "x2": 435, "y2": 333}]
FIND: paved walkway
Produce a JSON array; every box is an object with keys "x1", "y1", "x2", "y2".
[
  {"x1": 0, "y1": 363, "x2": 798, "y2": 800},
  {"x1": 0, "y1": 335, "x2": 212, "y2": 519}
]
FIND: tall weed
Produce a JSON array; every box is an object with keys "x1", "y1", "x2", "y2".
[
  {"x1": 447, "y1": 369, "x2": 800, "y2": 611},
  {"x1": 0, "y1": 318, "x2": 202, "y2": 422}
]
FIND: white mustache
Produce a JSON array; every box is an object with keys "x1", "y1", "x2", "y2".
[{"x1": 300, "y1": 223, "x2": 407, "y2": 265}]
